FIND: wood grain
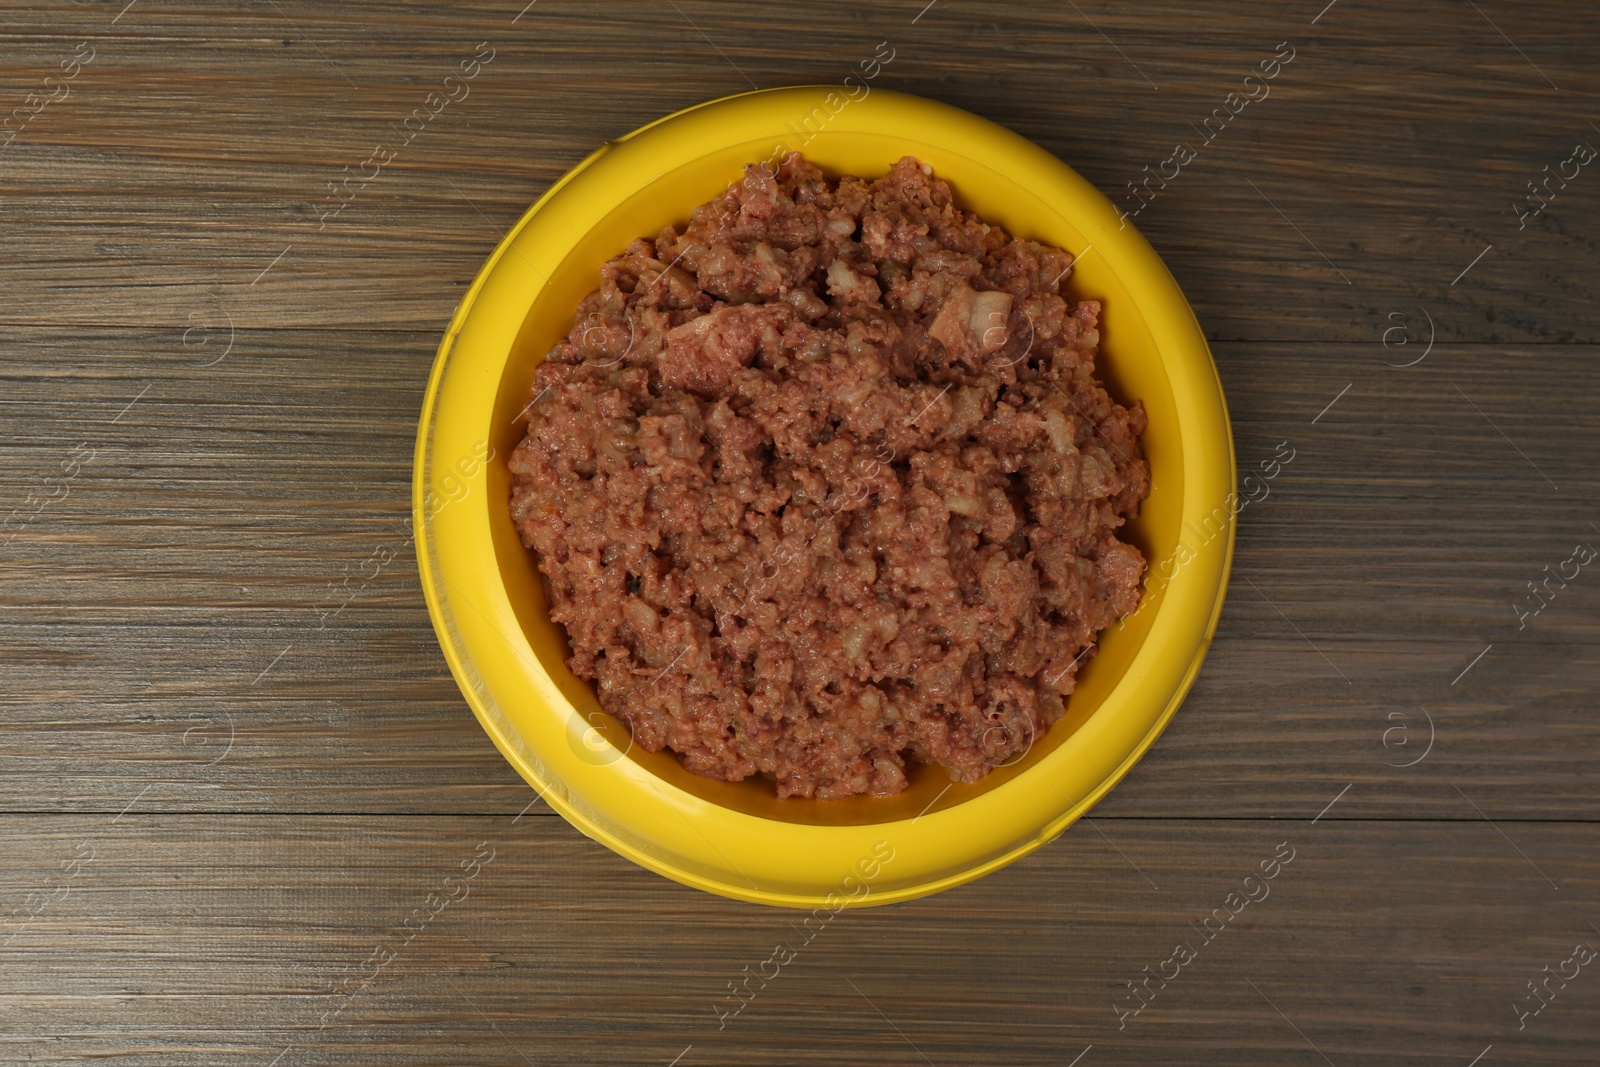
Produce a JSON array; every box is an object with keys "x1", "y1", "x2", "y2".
[
  {"x1": 0, "y1": 2, "x2": 1595, "y2": 338},
  {"x1": 0, "y1": 816, "x2": 1595, "y2": 1065},
  {"x1": 2, "y1": 1, "x2": 1598, "y2": 1062}
]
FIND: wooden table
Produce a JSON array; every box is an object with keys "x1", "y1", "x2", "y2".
[{"x1": 4, "y1": 3, "x2": 1597, "y2": 1063}]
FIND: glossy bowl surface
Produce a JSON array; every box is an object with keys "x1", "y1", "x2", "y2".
[{"x1": 414, "y1": 86, "x2": 1234, "y2": 908}]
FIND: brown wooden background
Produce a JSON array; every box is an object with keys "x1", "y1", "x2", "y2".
[{"x1": 3, "y1": 2, "x2": 1598, "y2": 1064}]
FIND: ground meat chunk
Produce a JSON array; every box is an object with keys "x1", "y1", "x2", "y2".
[{"x1": 508, "y1": 154, "x2": 1150, "y2": 800}]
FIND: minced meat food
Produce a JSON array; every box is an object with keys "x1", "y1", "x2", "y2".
[{"x1": 508, "y1": 154, "x2": 1150, "y2": 799}]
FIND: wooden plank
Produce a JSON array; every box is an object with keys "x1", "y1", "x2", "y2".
[
  {"x1": 1, "y1": 328, "x2": 1596, "y2": 817},
  {"x1": 0, "y1": 3, "x2": 1592, "y2": 339},
  {"x1": 0, "y1": 815, "x2": 1593, "y2": 1065}
]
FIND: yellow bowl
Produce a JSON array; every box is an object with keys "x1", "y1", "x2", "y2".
[{"x1": 414, "y1": 86, "x2": 1234, "y2": 909}]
